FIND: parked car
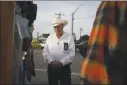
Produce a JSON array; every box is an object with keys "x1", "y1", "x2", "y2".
[
  {"x1": 39, "y1": 38, "x2": 47, "y2": 49},
  {"x1": 40, "y1": 43, "x2": 45, "y2": 49},
  {"x1": 75, "y1": 40, "x2": 88, "y2": 53},
  {"x1": 75, "y1": 40, "x2": 81, "y2": 53},
  {"x1": 79, "y1": 41, "x2": 88, "y2": 57},
  {"x1": 75, "y1": 44, "x2": 80, "y2": 53}
]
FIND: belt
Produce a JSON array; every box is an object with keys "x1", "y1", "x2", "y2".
[
  {"x1": 63, "y1": 62, "x2": 72, "y2": 67},
  {"x1": 48, "y1": 62, "x2": 72, "y2": 67}
]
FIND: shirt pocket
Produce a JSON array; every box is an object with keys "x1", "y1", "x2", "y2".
[{"x1": 61, "y1": 41, "x2": 69, "y2": 54}]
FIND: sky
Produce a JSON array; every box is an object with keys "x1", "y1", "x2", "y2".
[{"x1": 33, "y1": 1, "x2": 101, "y2": 40}]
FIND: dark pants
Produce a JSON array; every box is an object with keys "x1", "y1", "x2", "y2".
[{"x1": 47, "y1": 64, "x2": 71, "y2": 85}]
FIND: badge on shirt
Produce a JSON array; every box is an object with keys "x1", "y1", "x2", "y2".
[{"x1": 64, "y1": 42, "x2": 68, "y2": 51}]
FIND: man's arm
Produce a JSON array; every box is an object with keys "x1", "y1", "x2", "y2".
[
  {"x1": 42, "y1": 37, "x2": 53, "y2": 64},
  {"x1": 61, "y1": 36, "x2": 75, "y2": 66}
]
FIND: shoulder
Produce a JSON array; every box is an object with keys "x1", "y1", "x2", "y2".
[
  {"x1": 64, "y1": 32, "x2": 72, "y2": 38},
  {"x1": 47, "y1": 33, "x2": 55, "y2": 39},
  {"x1": 64, "y1": 32, "x2": 74, "y2": 40}
]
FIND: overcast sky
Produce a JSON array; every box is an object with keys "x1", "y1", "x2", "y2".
[{"x1": 33, "y1": 1, "x2": 101, "y2": 40}]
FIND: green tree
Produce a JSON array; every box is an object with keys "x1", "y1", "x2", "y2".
[
  {"x1": 79, "y1": 34, "x2": 89, "y2": 42},
  {"x1": 42, "y1": 33, "x2": 50, "y2": 38}
]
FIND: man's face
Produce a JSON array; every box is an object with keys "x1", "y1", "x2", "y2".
[{"x1": 54, "y1": 24, "x2": 64, "y2": 35}]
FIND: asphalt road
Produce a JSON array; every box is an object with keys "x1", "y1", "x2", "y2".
[{"x1": 31, "y1": 49, "x2": 84, "y2": 84}]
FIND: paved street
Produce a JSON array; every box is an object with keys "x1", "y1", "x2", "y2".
[{"x1": 31, "y1": 49, "x2": 83, "y2": 84}]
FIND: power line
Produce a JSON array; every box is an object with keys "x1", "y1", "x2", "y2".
[{"x1": 74, "y1": 16, "x2": 95, "y2": 19}]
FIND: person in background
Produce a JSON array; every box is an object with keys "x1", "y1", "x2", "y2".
[
  {"x1": 43, "y1": 18, "x2": 75, "y2": 85},
  {"x1": 80, "y1": 1, "x2": 127, "y2": 85}
]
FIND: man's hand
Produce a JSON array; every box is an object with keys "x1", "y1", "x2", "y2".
[{"x1": 50, "y1": 61, "x2": 63, "y2": 68}]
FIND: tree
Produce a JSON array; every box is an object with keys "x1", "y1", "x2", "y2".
[
  {"x1": 79, "y1": 34, "x2": 89, "y2": 42},
  {"x1": 42, "y1": 33, "x2": 50, "y2": 38}
]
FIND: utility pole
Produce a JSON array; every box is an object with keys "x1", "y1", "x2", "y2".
[
  {"x1": 37, "y1": 32, "x2": 39, "y2": 42},
  {"x1": 80, "y1": 28, "x2": 83, "y2": 39},
  {"x1": 55, "y1": 12, "x2": 64, "y2": 19},
  {"x1": 72, "y1": 13, "x2": 74, "y2": 35},
  {"x1": 71, "y1": 3, "x2": 85, "y2": 35}
]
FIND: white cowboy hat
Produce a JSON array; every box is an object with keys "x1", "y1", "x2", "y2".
[{"x1": 52, "y1": 18, "x2": 68, "y2": 27}]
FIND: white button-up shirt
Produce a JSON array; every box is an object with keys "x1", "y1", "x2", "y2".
[{"x1": 43, "y1": 32, "x2": 75, "y2": 66}]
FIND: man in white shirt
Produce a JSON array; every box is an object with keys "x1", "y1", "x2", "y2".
[{"x1": 43, "y1": 18, "x2": 75, "y2": 85}]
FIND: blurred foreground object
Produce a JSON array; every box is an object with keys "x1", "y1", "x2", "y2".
[
  {"x1": 0, "y1": 2, "x2": 14, "y2": 84},
  {"x1": 14, "y1": 1, "x2": 37, "y2": 84},
  {"x1": 0, "y1": 1, "x2": 37, "y2": 84},
  {"x1": 81, "y1": 1, "x2": 127, "y2": 84}
]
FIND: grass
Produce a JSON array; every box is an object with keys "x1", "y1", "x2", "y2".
[{"x1": 31, "y1": 39, "x2": 41, "y2": 49}]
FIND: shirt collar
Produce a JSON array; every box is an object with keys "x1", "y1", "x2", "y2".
[{"x1": 55, "y1": 32, "x2": 65, "y2": 40}]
